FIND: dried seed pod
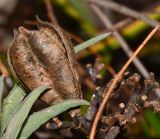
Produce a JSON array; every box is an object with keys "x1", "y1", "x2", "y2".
[{"x1": 8, "y1": 17, "x2": 82, "y2": 105}]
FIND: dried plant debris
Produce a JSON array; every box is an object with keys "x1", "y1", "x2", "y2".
[{"x1": 82, "y1": 71, "x2": 160, "y2": 139}]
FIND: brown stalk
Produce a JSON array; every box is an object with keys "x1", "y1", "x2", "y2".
[
  {"x1": 109, "y1": 18, "x2": 132, "y2": 32},
  {"x1": 45, "y1": 0, "x2": 58, "y2": 24},
  {"x1": 98, "y1": 18, "x2": 132, "y2": 33},
  {"x1": 44, "y1": 0, "x2": 86, "y2": 43},
  {"x1": 88, "y1": 0, "x2": 160, "y2": 28},
  {"x1": 89, "y1": 25, "x2": 159, "y2": 139},
  {"x1": 90, "y1": 4, "x2": 149, "y2": 78}
]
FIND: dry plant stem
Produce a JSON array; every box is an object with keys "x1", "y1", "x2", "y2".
[
  {"x1": 66, "y1": 31, "x2": 84, "y2": 43},
  {"x1": 110, "y1": 18, "x2": 132, "y2": 32},
  {"x1": 24, "y1": 20, "x2": 37, "y2": 25},
  {"x1": 94, "y1": 73, "x2": 158, "y2": 138},
  {"x1": 90, "y1": 5, "x2": 149, "y2": 78},
  {"x1": 89, "y1": 25, "x2": 159, "y2": 139},
  {"x1": 100, "y1": 18, "x2": 132, "y2": 32},
  {"x1": 45, "y1": 0, "x2": 58, "y2": 24},
  {"x1": 88, "y1": 0, "x2": 160, "y2": 28},
  {"x1": 0, "y1": 59, "x2": 9, "y2": 77},
  {"x1": 45, "y1": 0, "x2": 82, "y2": 43}
]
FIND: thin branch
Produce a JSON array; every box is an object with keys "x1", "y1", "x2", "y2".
[
  {"x1": 45, "y1": 0, "x2": 83, "y2": 43},
  {"x1": 99, "y1": 18, "x2": 132, "y2": 33},
  {"x1": 90, "y1": 4, "x2": 149, "y2": 78},
  {"x1": 66, "y1": 31, "x2": 84, "y2": 43},
  {"x1": 88, "y1": 0, "x2": 160, "y2": 28},
  {"x1": 45, "y1": 0, "x2": 58, "y2": 24},
  {"x1": 109, "y1": 18, "x2": 132, "y2": 32},
  {"x1": 89, "y1": 25, "x2": 159, "y2": 139},
  {"x1": 24, "y1": 20, "x2": 37, "y2": 25}
]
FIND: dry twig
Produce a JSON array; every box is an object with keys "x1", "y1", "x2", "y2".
[
  {"x1": 89, "y1": 25, "x2": 159, "y2": 139},
  {"x1": 45, "y1": 0, "x2": 85, "y2": 43},
  {"x1": 88, "y1": 0, "x2": 160, "y2": 28},
  {"x1": 90, "y1": 4, "x2": 149, "y2": 78},
  {"x1": 45, "y1": 0, "x2": 58, "y2": 24}
]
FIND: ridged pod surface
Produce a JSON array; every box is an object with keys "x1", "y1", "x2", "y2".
[{"x1": 8, "y1": 17, "x2": 82, "y2": 105}]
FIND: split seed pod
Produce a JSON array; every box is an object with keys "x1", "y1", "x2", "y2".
[{"x1": 8, "y1": 17, "x2": 82, "y2": 105}]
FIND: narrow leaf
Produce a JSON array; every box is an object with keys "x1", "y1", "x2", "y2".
[
  {"x1": 3, "y1": 86, "x2": 47, "y2": 139},
  {"x1": 0, "y1": 76, "x2": 4, "y2": 133},
  {"x1": 74, "y1": 32, "x2": 112, "y2": 53},
  {"x1": 0, "y1": 76, "x2": 4, "y2": 112},
  {"x1": 0, "y1": 84, "x2": 25, "y2": 136},
  {"x1": 19, "y1": 99, "x2": 90, "y2": 139}
]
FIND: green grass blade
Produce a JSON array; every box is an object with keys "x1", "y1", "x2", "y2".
[
  {"x1": 0, "y1": 76, "x2": 4, "y2": 113},
  {"x1": 0, "y1": 76, "x2": 4, "y2": 134},
  {"x1": 74, "y1": 32, "x2": 112, "y2": 53},
  {"x1": 3, "y1": 86, "x2": 47, "y2": 139},
  {"x1": 0, "y1": 84, "x2": 26, "y2": 136},
  {"x1": 19, "y1": 99, "x2": 90, "y2": 139}
]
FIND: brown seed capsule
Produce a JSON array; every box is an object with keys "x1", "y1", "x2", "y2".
[{"x1": 8, "y1": 17, "x2": 82, "y2": 105}]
